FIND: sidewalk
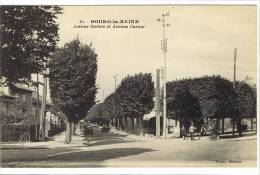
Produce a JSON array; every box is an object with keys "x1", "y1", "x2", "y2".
[
  {"x1": 0, "y1": 132, "x2": 89, "y2": 149},
  {"x1": 111, "y1": 129, "x2": 257, "y2": 143}
]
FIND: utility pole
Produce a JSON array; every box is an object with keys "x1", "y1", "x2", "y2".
[
  {"x1": 233, "y1": 48, "x2": 242, "y2": 136},
  {"x1": 113, "y1": 74, "x2": 118, "y2": 129},
  {"x1": 35, "y1": 73, "x2": 39, "y2": 141},
  {"x1": 156, "y1": 69, "x2": 161, "y2": 138},
  {"x1": 157, "y1": 12, "x2": 170, "y2": 139},
  {"x1": 233, "y1": 48, "x2": 237, "y2": 137},
  {"x1": 40, "y1": 70, "x2": 48, "y2": 141}
]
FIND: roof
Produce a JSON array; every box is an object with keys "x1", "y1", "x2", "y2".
[
  {"x1": 32, "y1": 91, "x2": 52, "y2": 106},
  {"x1": 12, "y1": 83, "x2": 34, "y2": 92},
  {"x1": 0, "y1": 91, "x2": 18, "y2": 101}
]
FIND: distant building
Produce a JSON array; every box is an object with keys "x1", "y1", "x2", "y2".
[
  {"x1": 0, "y1": 91, "x2": 18, "y2": 112},
  {"x1": 1, "y1": 83, "x2": 61, "y2": 140},
  {"x1": 9, "y1": 83, "x2": 34, "y2": 113}
]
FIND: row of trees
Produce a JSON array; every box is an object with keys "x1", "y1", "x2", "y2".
[
  {"x1": 166, "y1": 76, "x2": 256, "y2": 136},
  {"x1": 88, "y1": 75, "x2": 256, "y2": 138},
  {"x1": 87, "y1": 73, "x2": 154, "y2": 135},
  {"x1": 1, "y1": 6, "x2": 98, "y2": 143},
  {"x1": 49, "y1": 39, "x2": 98, "y2": 143}
]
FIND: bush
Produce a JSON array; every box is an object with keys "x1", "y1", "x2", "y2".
[
  {"x1": 0, "y1": 101, "x2": 32, "y2": 124},
  {"x1": 0, "y1": 123, "x2": 30, "y2": 141},
  {"x1": 0, "y1": 102, "x2": 32, "y2": 142}
]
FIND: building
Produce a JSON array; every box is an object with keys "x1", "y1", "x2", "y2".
[
  {"x1": 9, "y1": 83, "x2": 34, "y2": 113},
  {"x1": 1, "y1": 83, "x2": 63, "y2": 141},
  {"x1": 0, "y1": 91, "x2": 18, "y2": 112}
]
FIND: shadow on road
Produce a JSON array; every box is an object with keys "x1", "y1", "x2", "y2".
[
  {"x1": 85, "y1": 133, "x2": 127, "y2": 141},
  {"x1": 89, "y1": 139, "x2": 135, "y2": 146},
  {"x1": 86, "y1": 134, "x2": 134, "y2": 146},
  {"x1": 46, "y1": 147, "x2": 155, "y2": 162},
  {"x1": 1, "y1": 148, "x2": 72, "y2": 163},
  {"x1": 84, "y1": 133, "x2": 136, "y2": 146}
]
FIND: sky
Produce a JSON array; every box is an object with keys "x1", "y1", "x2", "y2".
[{"x1": 35, "y1": 5, "x2": 257, "y2": 102}]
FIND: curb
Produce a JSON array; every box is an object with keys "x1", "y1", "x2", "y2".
[{"x1": 0, "y1": 146, "x2": 49, "y2": 149}]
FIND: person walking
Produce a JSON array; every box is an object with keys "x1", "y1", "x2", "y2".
[
  {"x1": 199, "y1": 125, "x2": 207, "y2": 140},
  {"x1": 182, "y1": 125, "x2": 187, "y2": 140},
  {"x1": 189, "y1": 123, "x2": 195, "y2": 141}
]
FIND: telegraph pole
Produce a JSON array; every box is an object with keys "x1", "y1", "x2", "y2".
[
  {"x1": 233, "y1": 48, "x2": 242, "y2": 136},
  {"x1": 233, "y1": 48, "x2": 237, "y2": 137},
  {"x1": 35, "y1": 73, "x2": 39, "y2": 141},
  {"x1": 157, "y1": 12, "x2": 170, "y2": 139},
  {"x1": 156, "y1": 69, "x2": 161, "y2": 138},
  {"x1": 113, "y1": 74, "x2": 118, "y2": 129},
  {"x1": 40, "y1": 70, "x2": 48, "y2": 141}
]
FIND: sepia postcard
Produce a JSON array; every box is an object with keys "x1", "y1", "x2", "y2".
[{"x1": 0, "y1": 1, "x2": 259, "y2": 175}]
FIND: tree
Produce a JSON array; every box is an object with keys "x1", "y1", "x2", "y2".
[
  {"x1": 87, "y1": 73, "x2": 154, "y2": 135},
  {"x1": 116, "y1": 73, "x2": 154, "y2": 134},
  {"x1": 1, "y1": 6, "x2": 62, "y2": 84},
  {"x1": 236, "y1": 81, "x2": 256, "y2": 132},
  {"x1": 167, "y1": 87, "x2": 202, "y2": 137},
  {"x1": 167, "y1": 76, "x2": 235, "y2": 136},
  {"x1": 87, "y1": 103, "x2": 107, "y2": 126},
  {"x1": 49, "y1": 39, "x2": 97, "y2": 143}
]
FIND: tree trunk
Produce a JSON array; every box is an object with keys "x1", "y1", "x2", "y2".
[
  {"x1": 124, "y1": 117, "x2": 127, "y2": 132},
  {"x1": 232, "y1": 118, "x2": 235, "y2": 137},
  {"x1": 127, "y1": 117, "x2": 131, "y2": 133},
  {"x1": 28, "y1": 123, "x2": 31, "y2": 142},
  {"x1": 179, "y1": 119, "x2": 182, "y2": 138},
  {"x1": 109, "y1": 119, "x2": 112, "y2": 129},
  {"x1": 221, "y1": 117, "x2": 224, "y2": 134},
  {"x1": 139, "y1": 116, "x2": 144, "y2": 136},
  {"x1": 136, "y1": 117, "x2": 140, "y2": 135},
  {"x1": 251, "y1": 116, "x2": 253, "y2": 131},
  {"x1": 112, "y1": 118, "x2": 115, "y2": 129},
  {"x1": 66, "y1": 121, "x2": 72, "y2": 143},
  {"x1": 118, "y1": 118, "x2": 122, "y2": 130},
  {"x1": 131, "y1": 117, "x2": 135, "y2": 134},
  {"x1": 116, "y1": 117, "x2": 120, "y2": 130},
  {"x1": 216, "y1": 118, "x2": 220, "y2": 131},
  {"x1": 71, "y1": 122, "x2": 75, "y2": 135}
]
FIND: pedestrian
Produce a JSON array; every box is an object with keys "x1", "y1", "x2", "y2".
[
  {"x1": 189, "y1": 123, "x2": 195, "y2": 141},
  {"x1": 182, "y1": 125, "x2": 187, "y2": 140},
  {"x1": 199, "y1": 125, "x2": 207, "y2": 140}
]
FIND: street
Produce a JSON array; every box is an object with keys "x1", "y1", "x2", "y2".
[{"x1": 0, "y1": 129, "x2": 257, "y2": 167}]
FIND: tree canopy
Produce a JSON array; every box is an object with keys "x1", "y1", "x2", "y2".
[
  {"x1": 166, "y1": 75, "x2": 256, "y2": 126},
  {"x1": 1, "y1": 6, "x2": 62, "y2": 84},
  {"x1": 117, "y1": 73, "x2": 154, "y2": 119},
  {"x1": 167, "y1": 76, "x2": 235, "y2": 123},
  {"x1": 49, "y1": 39, "x2": 97, "y2": 123},
  {"x1": 236, "y1": 81, "x2": 256, "y2": 119},
  {"x1": 86, "y1": 73, "x2": 154, "y2": 122},
  {"x1": 167, "y1": 87, "x2": 201, "y2": 124}
]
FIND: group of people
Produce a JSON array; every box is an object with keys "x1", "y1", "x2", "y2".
[{"x1": 182, "y1": 123, "x2": 215, "y2": 141}]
